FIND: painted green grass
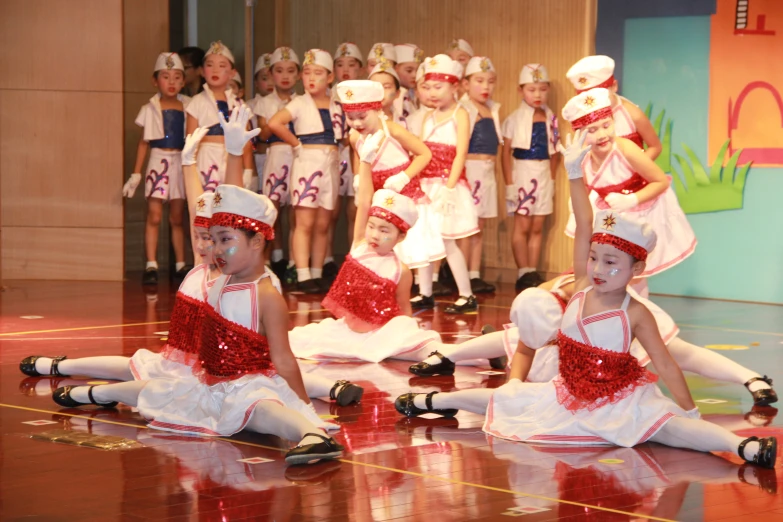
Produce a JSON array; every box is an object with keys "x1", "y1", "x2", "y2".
[{"x1": 645, "y1": 104, "x2": 751, "y2": 214}]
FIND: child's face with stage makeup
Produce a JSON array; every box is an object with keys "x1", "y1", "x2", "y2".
[
  {"x1": 270, "y1": 61, "x2": 299, "y2": 91},
  {"x1": 210, "y1": 226, "x2": 260, "y2": 275},
  {"x1": 587, "y1": 243, "x2": 643, "y2": 293},
  {"x1": 448, "y1": 49, "x2": 471, "y2": 67},
  {"x1": 203, "y1": 54, "x2": 233, "y2": 89},
  {"x1": 345, "y1": 110, "x2": 381, "y2": 134},
  {"x1": 396, "y1": 62, "x2": 418, "y2": 89},
  {"x1": 194, "y1": 227, "x2": 214, "y2": 261},
  {"x1": 228, "y1": 79, "x2": 243, "y2": 97},
  {"x1": 154, "y1": 70, "x2": 185, "y2": 98},
  {"x1": 416, "y1": 81, "x2": 434, "y2": 108},
  {"x1": 370, "y1": 72, "x2": 399, "y2": 110},
  {"x1": 520, "y1": 82, "x2": 549, "y2": 108},
  {"x1": 335, "y1": 57, "x2": 363, "y2": 82},
  {"x1": 302, "y1": 64, "x2": 333, "y2": 95},
  {"x1": 464, "y1": 72, "x2": 496, "y2": 103},
  {"x1": 254, "y1": 68, "x2": 273, "y2": 96},
  {"x1": 421, "y1": 79, "x2": 456, "y2": 109},
  {"x1": 365, "y1": 216, "x2": 403, "y2": 255},
  {"x1": 584, "y1": 117, "x2": 616, "y2": 154}
]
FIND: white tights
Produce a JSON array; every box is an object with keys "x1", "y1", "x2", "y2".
[
  {"x1": 665, "y1": 337, "x2": 760, "y2": 385},
  {"x1": 245, "y1": 400, "x2": 327, "y2": 444},
  {"x1": 46, "y1": 356, "x2": 134, "y2": 381},
  {"x1": 417, "y1": 239, "x2": 473, "y2": 297}
]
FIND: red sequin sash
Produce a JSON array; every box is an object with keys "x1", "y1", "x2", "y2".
[
  {"x1": 420, "y1": 142, "x2": 467, "y2": 182},
  {"x1": 191, "y1": 305, "x2": 277, "y2": 385},
  {"x1": 322, "y1": 255, "x2": 401, "y2": 328},
  {"x1": 623, "y1": 131, "x2": 644, "y2": 149},
  {"x1": 588, "y1": 172, "x2": 649, "y2": 200},
  {"x1": 555, "y1": 331, "x2": 658, "y2": 412},
  {"x1": 372, "y1": 161, "x2": 427, "y2": 203},
  {"x1": 160, "y1": 292, "x2": 203, "y2": 366}
]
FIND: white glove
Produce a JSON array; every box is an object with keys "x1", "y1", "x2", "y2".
[
  {"x1": 242, "y1": 169, "x2": 253, "y2": 190},
  {"x1": 292, "y1": 143, "x2": 303, "y2": 158},
  {"x1": 182, "y1": 127, "x2": 209, "y2": 166},
  {"x1": 605, "y1": 192, "x2": 639, "y2": 211},
  {"x1": 220, "y1": 105, "x2": 261, "y2": 156},
  {"x1": 122, "y1": 173, "x2": 142, "y2": 198},
  {"x1": 505, "y1": 184, "x2": 517, "y2": 203},
  {"x1": 433, "y1": 186, "x2": 457, "y2": 216},
  {"x1": 685, "y1": 407, "x2": 701, "y2": 420},
  {"x1": 352, "y1": 173, "x2": 361, "y2": 194},
  {"x1": 383, "y1": 172, "x2": 410, "y2": 193},
  {"x1": 556, "y1": 129, "x2": 590, "y2": 180},
  {"x1": 359, "y1": 131, "x2": 384, "y2": 163}
]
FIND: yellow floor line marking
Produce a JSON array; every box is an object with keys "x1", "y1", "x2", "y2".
[{"x1": 0, "y1": 402, "x2": 675, "y2": 521}]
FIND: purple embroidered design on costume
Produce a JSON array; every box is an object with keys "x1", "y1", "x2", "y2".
[
  {"x1": 200, "y1": 164, "x2": 219, "y2": 193},
  {"x1": 471, "y1": 180, "x2": 481, "y2": 205},
  {"x1": 338, "y1": 161, "x2": 348, "y2": 187},
  {"x1": 293, "y1": 171, "x2": 323, "y2": 204},
  {"x1": 146, "y1": 158, "x2": 170, "y2": 196},
  {"x1": 516, "y1": 179, "x2": 538, "y2": 216},
  {"x1": 265, "y1": 166, "x2": 289, "y2": 201}
]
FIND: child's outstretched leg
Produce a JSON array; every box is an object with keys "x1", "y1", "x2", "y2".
[
  {"x1": 52, "y1": 381, "x2": 147, "y2": 408},
  {"x1": 169, "y1": 198, "x2": 187, "y2": 272},
  {"x1": 648, "y1": 416, "x2": 777, "y2": 468},
  {"x1": 301, "y1": 373, "x2": 364, "y2": 406},
  {"x1": 666, "y1": 337, "x2": 777, "y2": 406},
  {"x1": 21, "y1": 355, "x2": 133, "y2": 381},
  {"x1": 406, "y1": 328, "x2": 507, "y2": 376},
  {"x1": 395, "y1": 388, "x2": 494, "y2": 417}
]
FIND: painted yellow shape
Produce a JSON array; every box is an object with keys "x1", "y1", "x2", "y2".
[
  {"x1": 598, "y1": 458, "x2": 625, "y2": 464},
  {"x1": 86, "y1": 381, "x2": 110, "y2": 385},
  {"x1": 705, "y1": 344, "x2": 749, "y2": 351}
]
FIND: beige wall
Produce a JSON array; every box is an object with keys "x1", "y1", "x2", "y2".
[
  {"x1": 275, "y1": 0, "x2": 596, "y2": 279},
  {"x1": 0, "y1": 0, "x2": 127, "y2": 280}
]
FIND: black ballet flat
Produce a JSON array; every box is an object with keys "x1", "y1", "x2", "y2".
[
  {"x1": 409, "y1": 351, "x2": 456, "y2": 377},
  {"x1": 739, "y1": 436, "x2": 777, "y2": 469},
  {"x1": 285, "y1": 433, "x2": 344, "y2": 466},
  {"x1": 330, "y1": 380, "x2": 364, "y2": 406},
  {"x1": 52, "y1": 386, "x2": 118, "y2": 409},
  {"x1": 410, "y1": 294, "x2": 435, "y2": 310},
  {"x1": 284, "y1": 459, "x2": 341, "y2": 484},
  {"x1": 745, "y1": 376, "x2": 778, "y2": 406},
  {"x1": 444, "y1": 295, "x2": 478, "y2": 314},
  {"x1": 20, "y1": 355, "x2": 68, "y2": 377},
  {"x1": 394, "y1": 391, "x2": 458, "y2": 418},
  {"x1": 744, "y1": 405, "x2": 778, "y2": 427},
  {"x1": 739, "y1": 463, "x2": 778, "y2": 495}
]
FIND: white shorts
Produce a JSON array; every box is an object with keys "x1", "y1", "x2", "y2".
[
  {"x1": 338, "y1": 143, "x2": 355, "y2": 197},
  {"x1": 419, "y1": 178, "x2": 479, "y2": 240},
  {"x1": 145, "y1": 149, "x2": 185, "y2": 200},
  {"x1": 290, "y1": 147, "x2": 339, "y2": 210},
  {"x1": 465, "y1": 158, "x2": 498, "y2": 219},
  {"x1": 195, "y1": 142, "x2": 227, "y2": 193},
  {"x1": 507, "y1": 159, "x2": 553, "y2": 216},
  {"x1": 261, "y1": 145, "x2": 293, "y2": 205}
]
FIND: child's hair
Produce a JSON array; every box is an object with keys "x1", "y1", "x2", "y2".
[
  {"x1": 177, "y1": 46, "x2": 206, "y2": 68},
  {"x1": 241, "y1": 229, "x2": 259, "y2": 240}
]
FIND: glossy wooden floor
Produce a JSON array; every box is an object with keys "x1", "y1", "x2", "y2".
[{"x1": 1, "y1": 277, "x2": 782, "y2": 521}]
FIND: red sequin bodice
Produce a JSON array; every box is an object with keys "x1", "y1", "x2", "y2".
[
  {"x1": 322, "y1": 255, "x2": 401, "y2": 328},
  {"x1": 372, "y1": 161, "x2": 427, "y2": 203},
  {"x1": 588, "y1": 172, "x2": 649, "y2": 200},
  {"x1": 160, "y1": 292, "x2": 204, "y2": 366},
  {"x1": 420, "y1": 142, "x2": 467, "y2": 182},
  {"x1": 191, "y1": 305, "x2": 277, "y2": 385},
  {"x1": 555, "y1": 331, "x2": 658, "y2": 412},
  {"x1": 623, "y1": 131, "x2": 644, "y2": 149}
]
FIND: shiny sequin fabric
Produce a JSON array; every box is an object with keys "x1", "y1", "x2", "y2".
[
  {"x1": 623, "y1": 131, "x2": 644, "y2": 148},
  {"x1": 159, "y1": 293, "x2": 204, "y2": 366},
  {"x1": 372, "y1": 162, "x2": 427, "y2": 203},
  {"x1": 191, "y1": 304, "x2": 277, "y2": 385},
  {"x1": 420, "y1": 142, "x2": 467, "y2": 182},
  {"x1": 588, "y1": 172, "x2": 649, "y2": 200},
  {"x1": 211, "y1": 212, "x2": 275, "y2": 240},
  {"x1": 554, "y1": 331, "x2": 658, "y2": 412},
  {"x1": 590, "y1": 233, "x2": 649, "y2": 261},
  {"x1": 322, "y1": 255, "x2": 401, "y2": 328},
  {"x1": 512, "y1": 121, "x2": 550, "y2": 160}
]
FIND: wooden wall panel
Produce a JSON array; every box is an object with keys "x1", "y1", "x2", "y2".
[
  {"x1": 2, "y1": 227, "x2": 123, "y2": 281},
  {"x1": 124, "y1": 0, "x2": 172, "y2": 94},
  {"x1": 0, "y1": 0, "x2": 123, "y2": 92},
  {"x1": 0, "y1": 90, "x2": 124, "y2": 228},
  {"x1": 281, "y1": 0, "x2": 595, "y2": 278}
]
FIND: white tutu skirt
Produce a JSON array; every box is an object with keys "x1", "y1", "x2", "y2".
[
  {"x1": 395, "y1": 203, "x2": 446, "y2": 269},
  {"x1": 483, "y1": 378, "x2": 687, "y2": 447},
  {"x1": 565, "y1": 187, "x2": 696, "y2": 277},
  {"x1": 289, "y1": 315, "x2": 440, "y2": 363},
  {"x1": 137, "y1": 373, "x2": 335, "y2": 437},
  {"x1": 129, "y1": 348, "x2": 195, "y2": 381},
  {"x1": 419, "y1": 179, "x2": 479, "y2": 240}
]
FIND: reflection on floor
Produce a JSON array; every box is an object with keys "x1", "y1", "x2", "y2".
[{"x1": 1, "y1": 278, "x2": 781, "y2": 521}]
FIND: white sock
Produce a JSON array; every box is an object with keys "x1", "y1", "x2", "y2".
[
  {"x1": 146, "y1": 261, "x2": 158, "y2": 270},
  {"x1": 649, "y1": 416, "x2": 745, "y2": 455},
  {"x1": 414, "y1": 274, "x2": 419, "y2": 285},
  {"x1": 469, "y1": 271, "x2": 480, "y2": 279},
  {"x1": 424, "y1": 332, "x2": 507, "y2": 364},
  {"x1": 418, "y1": 264, "x2": 434, "y2": 297},
  {"x1": 412, "y1": 389, "x2": 493, "y2": 414},
  {"x1": 324, "y1": 256, "x2": 334, "y2": 265},
  {"x1": 518, "y1": 267, "x2": 535, "y2": 277},
  {"x1": 666, "y1": 337, "x2": 762, "y2": 386},
  {"x1": 297, "y1": 268, "x2": 311, "y2": 282},
  {"x1": 444, "y1": 240, "x2": 472, "y2": 297},
  {"x1": 175, "y1": 262, "x2": 186, "y2": 271},
  {"x1": 246, "y1": 400, "x2": 327, "y2": 444},
  {"x1": 311, "y1": 268, "x2": 323, "y2": 279},
  {"x1": 272, "y1": 249, "x2": 284, "y2": 263},
  {"x1": 432, "y1": 272, "x2": 439, "y2": 282}
]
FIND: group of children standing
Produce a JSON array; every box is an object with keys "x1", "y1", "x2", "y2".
[{"x1": 56, "y1": 37, "x2": 777, "y2": 470}]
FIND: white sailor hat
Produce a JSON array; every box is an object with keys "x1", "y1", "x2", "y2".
[
  {"x1": 447, "y1": 38, "x2": 474, "y2": 57},
  {"x1": 336, "y1": 80, "x2": 384, "y2": 111},
  {"x1": 154, "y1": 52, "x2": 184, "y2": 72},
  {"x1": 510, "y1": 287, "x2": 565, "y2": 348},
  {"x1": 335, "y1": 42, "x2": 363, "y2": 64},
  {"x1": 207, "y1": 41, "x2": 235, "y2": 65},
  {"x1": 394, "y1": 44, "x2": 424, "y2": 64},
  {"x1": 368, "y1": 43, "x2": 397, "y2": 64},
  {"x1": 561, "y1": 88, "x2": 613, "y2": 129},
  {"x1": 302, "y1": 49, "x2": 333, "y2": 72},
  {"x1": 464, "y1": 56, "x2": 496, "y2": 77},
  {"x1": 591, "y1": 210, "x2": 657, "y2": 261},
  {"x1": 270, "y1": 46, "x2": 300, "y2": 66},
  {"x1": 193, "y1": 192, "x2": 215, "y2": 229},
  {"x1": 368, "y1": 189, "x2": 418, "y2": 232},
  {"x1": 369, "y1": 58, "x2": 400, "y2": 82},
  {"x1": 415, "y1": 62, "x2": 426, "y2": 83},
  {"x1": 211, "y1": 185, "x2": 277, "y2": 240},
  {"x1": 566, "y1": 55, "x2": 616, "y2": 93},
  {"x1": 254, "y1": 53, "x2": 271, "y2": 74},
  {"x1": 423, "y1": 54, "x2": 463, "y2": 83},
  {"x1": 519, "y1": 63, "x2": 549, "y2": 84},
  {"x1": 231, "y1": 71, "x2": 242, "y2": 85}
]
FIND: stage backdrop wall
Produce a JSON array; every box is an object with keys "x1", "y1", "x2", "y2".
[
  {"x1": 599, "y1": 0, "x2": 783, "y2": 303},
  {"x1": 273, "y1": 0, "x2": 597, "y2": 281}
]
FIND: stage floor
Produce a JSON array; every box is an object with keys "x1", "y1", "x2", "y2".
[{"x1": 1, "y1": 278, "x2": 781, "y2": 521}]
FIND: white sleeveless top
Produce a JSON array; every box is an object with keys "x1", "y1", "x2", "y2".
[
  {"x1": 350, "y1": 242, "x2": 402, "y2": 283},
  {"x1": 561, "y1": 287, "x2": 632, "y2": 354},
  {"x1": 207, "y1": 272, "x2": 275, "y2": 333},
  {"x1": 178, "y1": 264, "x2": 222, "y2": 301},
  {"x1": 582, "y1": 144, "x2": 657, "y2": 212},
  {"x1": 356, "y1": 119, "x2": 411, "y2": 171},
  {"x1": 420, "y1": 106, "x2": 460, "y2": 145},
  {"x1": 612, "y1": 97, "x2": 637, "y2": 137}
]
